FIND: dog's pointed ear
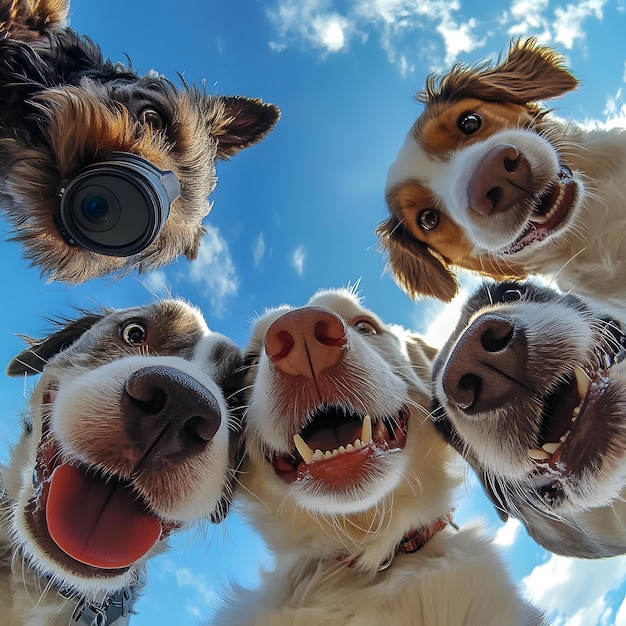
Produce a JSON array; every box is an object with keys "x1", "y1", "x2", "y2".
[
  {"x1": 428, "y1": 37, "x2": 578, "y2": 106},
  {"x1": 6, "y1": 313, "x2": 104, "y2": 377},
  {"x1": 377, "y1": 217, "x2": 459, "y2": 302},
  {"x1": 212, "y1": 96, "x2": 280, "y2": 160}
]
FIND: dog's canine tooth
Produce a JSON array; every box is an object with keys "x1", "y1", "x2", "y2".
[
  {"x1": 361, "y1": 415, "x2": 372, "y2": 445},
  {"x1": 528, "y1": 448, "x2": 551, "y2": 460},
  {"x1": 542, "y1": 442, "x2": 561, "y2": 454},
  {"x1": 294, "y1": 434, "x2": 314, "y2": 464},
  {"x1": 574, "y1": 365, "x2": 591, "y2": 399}
]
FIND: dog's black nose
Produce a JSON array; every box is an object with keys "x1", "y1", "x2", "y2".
[
  {"x1": 123, "y1": 365, "x2": 222, "y2": 463},
  {"x1": 441, "y1": 314, "x2": 528, "y2": 413}
]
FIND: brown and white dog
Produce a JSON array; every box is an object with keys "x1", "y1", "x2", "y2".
[
  {"x1": 210, "y1": 288, "x2": 545, "y2": 626},
  {"x1": 432, "y1": 279, "x2": 626, "y2": 558},
  {"x1": 0, "y1": 299, "x2": 243, "y2": 625},
  {"x1": 379, "y1": 38, "x2": 626, "y2": 318}
]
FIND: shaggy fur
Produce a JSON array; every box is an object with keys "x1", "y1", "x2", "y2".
[
  {"x1": 379, "y1": 38, "x2": 626, "y2": 318},
  {"x1": 0, "y1": 299, "x2": 244, "y2": 624},
  {"x1": 210, "y1": 288, "x2": 545, "y2": 626},
  {"x1": 432, "y1": 279, "x2": 626, "y2": 558},
  {"x1": 0, "y1": 0, "x2": 279, "y2": 283}
]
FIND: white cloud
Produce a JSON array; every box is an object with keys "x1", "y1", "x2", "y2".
[
  {"x1": 522, "y1": 554, "x2": 626, "y2": 624},
  {"x1": 185, "y1": 224, "x2": 238, "y2": 317},
  {"x1": 176, "y1": 567, "x2": 218, "y2": 617},
  {"x1": 291, "y1": 245, "x2": 306, "y2": 276},
  {"x1": 492, "y1": 518, "x2": 522, "y2": 548},
  {"x1": 267, "y1": 0, "x2": 485, "y2": 74},
  {"x1": 501, "y1": 0, "x2": 551, "y2": 40},
  {"x1": 267, "y1": 0, "x2": 352, "y2": 54},
  {"x1": 143, "y1": 270, "x2": 170, "y2": 296},
  {"x1": 253, "y1": 232, "x2": 266, "y2": 266},
  {"x1": 552, "y1": 0, "x2": 606, "y2": 49}
]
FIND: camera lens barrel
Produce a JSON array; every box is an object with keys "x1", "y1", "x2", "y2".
[{"x1": 58, "y1": 152, "x2": 181, "y2": 257}]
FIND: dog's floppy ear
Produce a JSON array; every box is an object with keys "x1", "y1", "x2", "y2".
[
  {"x1": 6, "y1": 313, "x2": 104, "y2": 377},
  {"x1": 212, "y1": 96, "x2": 280, "y2": 160},
  {"x1": 377, "y1": 216, "x2": 459, "y2": 302},
  {"x1": 423, "y1": 37, "x2": 578, "y2": 106}
]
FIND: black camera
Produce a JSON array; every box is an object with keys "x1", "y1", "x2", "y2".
[{"x1": 57, "y1": 152, "x2": 180, "y2": 257}]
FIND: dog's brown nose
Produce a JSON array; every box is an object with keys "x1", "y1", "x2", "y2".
[
  {"x1": 123, "y1": 365, "x2": 222, "y2": 462},
  {"x1": 467, "y1": 144, "x2": 533, "y2": 215},
  {"x1": 265, "y1": 306, "x2": 347, "y2": 378},
  {"x1": 441, "y1": 314, "x2": 528, "y2": 413}
]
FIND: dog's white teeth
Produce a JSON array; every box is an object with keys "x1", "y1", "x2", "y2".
[
  {"x1": 560, "y1": 430, "x2": 571, "y2": 443},
  {"x1": 530, "y1": 183, "x2": 565, "y2": 225},
  {"x1": 542, "y1": 442, "x2": 561, "y2": 454},
  {"x1": 574, "y1": 366, "x2": 591, "y2": 399},
  {"x1": 361, "y1": 415, "x2": 372, "y2": 445},
  {"x1": 313, "y1": 449, "x2": 325, "y2": 462},
  {"x1": 294, "y1": 434, "x2": 314, "y2": 464},
  {"x1": 528, "y1": 448, "x2": 551, "y2": 460}
]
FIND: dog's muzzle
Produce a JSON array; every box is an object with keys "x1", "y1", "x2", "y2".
[{"x1": 56, "y1": 152, "x2": 180, "y2": 257}]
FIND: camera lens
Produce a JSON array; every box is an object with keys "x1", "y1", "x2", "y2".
[
  {"x1": 57, "y1": 153, "x2": 180, "y2": 257},
  {"x1": 81, "y1": 195, "x2": 109, "y2": 224}
]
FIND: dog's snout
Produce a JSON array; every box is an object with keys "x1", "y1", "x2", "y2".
[
  {"x1": 468, "y1": 144, "x2": 533, "y2": 215},
  {"x1": 124, "y1": 365, "x2": 222, "y2": 461},
  {"x1": 265, "y1": 306, "x2": 347, "y2": 378},
  {"x1": 441, "y1": 314, "x2": 528, "y2": 413}
]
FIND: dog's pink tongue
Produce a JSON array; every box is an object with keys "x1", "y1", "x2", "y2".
[{"x1": 46, "y1": 464, "x2": 162, "y2": 569}]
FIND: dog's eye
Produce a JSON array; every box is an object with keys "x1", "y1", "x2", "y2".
[
  {"x1": 138, "y1": 107, "x2": 165, "y2": 131},
  {"x1": 353, "y1": 319, "x2": 378, "y2": 335},
  {"x1": 500, "y1": 288, "x2": 524, "y2": 303},
  {"x1": 120, "y1": 321, "x2": 148, "y2": 345},
  {"x1": 457, "y1": 113, "x2": 481, "y2": 135},
  {"x1": 417, "y1": 209, "x2": 440, "y2": 232}
]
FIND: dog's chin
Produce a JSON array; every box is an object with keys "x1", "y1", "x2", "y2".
[
  {"x1": 264, "y1": 407, "x2": 409, "y2": 514},
  {"x1": 483, "y1": 166, "x2": 581, "y2": 256}
]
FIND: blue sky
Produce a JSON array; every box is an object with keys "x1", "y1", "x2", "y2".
[{"x1": 1, "y1": 0, "x2": 626, "y2": 624}]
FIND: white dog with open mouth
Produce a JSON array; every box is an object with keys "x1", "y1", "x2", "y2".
[
  {"x1": 0, "y1": 299, "x2": 243, "y2": 625},
  {"x1": 210, "y1": 288, "x2": 545, "y2": 626}
]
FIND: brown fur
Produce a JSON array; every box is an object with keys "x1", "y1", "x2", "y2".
[
  {"x1": 378, "y1": 38, "x2": 580, "y2": 302},
  {"x1": 0, "y1": 0, "x2": 280, "y2": 283}
]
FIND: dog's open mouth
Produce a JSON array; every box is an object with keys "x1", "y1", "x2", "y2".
[
  {"x1": 527, "y1": 326, "x2": 626, "y2": 478},
  {"x1": 27, "y1": 386, "x2": 178, "y2": 576},
  {"x1": 503, "y1": 165, "x2": 577, "y2": 254},
  {"x1": 268, "y1": 406, "x2": 409, "y2": 487}
]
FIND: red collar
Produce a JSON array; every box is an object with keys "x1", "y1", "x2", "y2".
[{"x1": 339, "y1": 513, "x2": 455, "y2": 571}]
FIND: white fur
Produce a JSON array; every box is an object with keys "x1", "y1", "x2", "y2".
[{"x1": 210, "y1": 288, "x2": 546, "y2": 626}]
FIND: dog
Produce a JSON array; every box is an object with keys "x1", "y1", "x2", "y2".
[
  {"x1": 209, "y1": 288, "x2": 546, "y2": 626},
  {"x1": 0, "y1": 0, "x2": 279, "y2": 283},
  {"x1": 432, "y1": 279, "x2": 626, "y2": 559},
  {"x1": 0, "y1": 298, "x2": 244, "y2": 624},
  {"x1": 378, "y1": 38, "x2": 626, "y2": 318}
]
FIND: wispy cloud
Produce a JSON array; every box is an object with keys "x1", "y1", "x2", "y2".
[
  {"x1": 143, "y1": 270, "x2": 170, "y2": 296},
  {"x1": 175, "y1": 567, "x2": 218, "y2": 617},
  {"x1": 266, "y1": 0, "x2": 485, "y2": 74},
  {"x1": 183, "y1": 224, "x2": 239, "y2": 317},
  {"x1": 501, "y1": 0, "x2": 607, "y2": 49},
  {"x1": 291, "y1": 245, "x2": 306, "y2": 276},
  {"x1": 522, "y1": 553, "x2": 626, "y2": 625},
  {"x1": 253, "y1": 232, "x2": 266, "y2": 266}
]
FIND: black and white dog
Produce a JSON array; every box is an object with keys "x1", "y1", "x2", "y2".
[{"x1": 432, "y1": 279, "x2": 626, "y2": 558}]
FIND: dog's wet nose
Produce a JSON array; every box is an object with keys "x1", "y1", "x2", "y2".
[
  {"x1": 441, "y1": 314, "x2": 528, "y2": 413},
  {"x1": 123, "y1": 365, "x2": 222, "y2": 461},
  {"x1": 265, "y1": 306, "x2": 347, "y2": 378},
  {"x1": 468, "y1": 144, "x2": 533, "y2": 215}
]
